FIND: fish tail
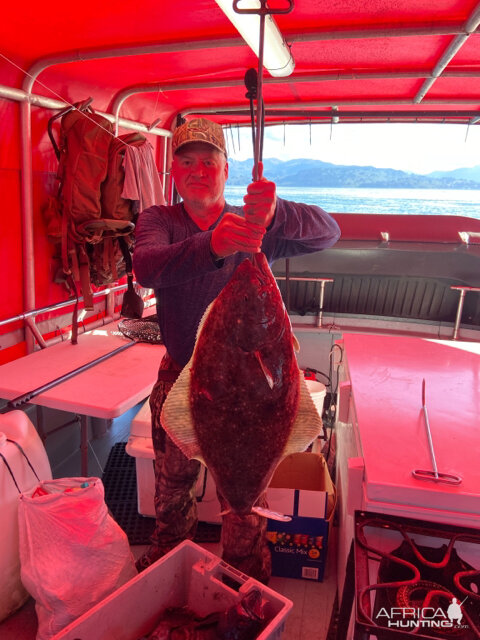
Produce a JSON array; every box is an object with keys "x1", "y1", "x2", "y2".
[
  {"x1": 252, "y1": 506, "x2": 292, "y2": 522},
  {"x1": 219, "y1": 506, "x2": 291, "y2": 522}
]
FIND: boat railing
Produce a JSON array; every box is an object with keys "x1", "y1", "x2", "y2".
[
  {"x1": 451, "y1": 285, "x2": 480, "y2": 340},
  {"x1": 0, "y1": 283, "x2": 150, "y2": 350},
  {"x1": 275, "y1": 276, "x2": 334, "y2": 327}
]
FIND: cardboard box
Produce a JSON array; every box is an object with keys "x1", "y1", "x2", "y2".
[
  {"x1": 266, "y1": 452, "x2": 336, "y2": 582},
  {"x1": 52, "y1": 540, "x2": 293, "y2": 640}
]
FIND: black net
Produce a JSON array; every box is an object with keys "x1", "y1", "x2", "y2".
[{"x1": 118, "y1": 315, "x2": 163, "y2": 344}]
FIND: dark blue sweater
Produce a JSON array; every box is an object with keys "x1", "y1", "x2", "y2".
[{"x1": 133, "y1": 198, "x2": 340, "y2": 368}]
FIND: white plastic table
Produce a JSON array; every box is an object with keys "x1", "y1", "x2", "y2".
[{"x1": 0, "y1": 319, "x2": 164, "y2": 474}]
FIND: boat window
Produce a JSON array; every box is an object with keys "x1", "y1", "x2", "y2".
[{"x1": 224, "y1": 123, "x2": 480, "y2": 218}]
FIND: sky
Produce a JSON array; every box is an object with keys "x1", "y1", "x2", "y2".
[{"x1": 225, "y1": 122, "x2": 480, "y2": 175}]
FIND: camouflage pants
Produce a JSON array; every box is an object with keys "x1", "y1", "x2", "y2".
[{"x1": 147, "y1": 352, "x2": 271, "y2": 583}]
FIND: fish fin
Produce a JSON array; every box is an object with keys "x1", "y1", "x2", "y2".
[
  {"x1": 160, "y1": 302, "x2": 217, "y2": 464},
  {"x1": 254, "y1": 351, "x2": 274, "y2": 389},
  {"x1": 281, "y1": 371, "x2": 324, "y2": 457},
  {"x1": 219, "y1": 506, "x2": 292, "y2": 522},
  {"x1": 252, "y1": 506, "x2": 292, "y2": 522},
  {"x1": 193, "y1": 301, "x2": 214, "y2": 348},
  {"x1": 292, "y1": 332, "x2": 300, "y2": 352},
  {"x1": 160, "y1": 361, "x2": 205, "y2": 464},
  {"x1": 284, "y1": 307, "x2": 300, "y2": 352}
]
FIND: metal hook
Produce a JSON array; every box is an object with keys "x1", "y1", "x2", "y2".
[{"x1": 412, "y1": 379, "x2": 462, "y2": 485}]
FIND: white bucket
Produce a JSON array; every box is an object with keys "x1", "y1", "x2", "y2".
[{"x1": 305, "y1": 379, "x2": 327, "y2": 418}]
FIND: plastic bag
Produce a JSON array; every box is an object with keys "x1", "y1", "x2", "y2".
[{"x1": 18, "y1": 476, "x2": 137, "y2": 640}]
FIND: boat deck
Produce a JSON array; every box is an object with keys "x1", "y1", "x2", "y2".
[{"x1": 0, "y1": 407, "x2": 338, "y2": 640}]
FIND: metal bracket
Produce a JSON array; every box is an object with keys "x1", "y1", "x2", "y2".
[{"x1": 233, "y1": 0, "x2": 294, "y2": 16}]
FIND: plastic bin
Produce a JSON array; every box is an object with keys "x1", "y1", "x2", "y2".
[{"x1": 52, "y1": 539, "x2": 293, "y2": 640}]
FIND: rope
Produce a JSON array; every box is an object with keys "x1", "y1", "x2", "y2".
[{"x1": 1, "y1": 51, "x2": 137, "y2": 148}]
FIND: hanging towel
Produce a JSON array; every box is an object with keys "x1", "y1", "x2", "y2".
[{"x1": 122, "y1": 139, "x2": 165, "y2": 211}]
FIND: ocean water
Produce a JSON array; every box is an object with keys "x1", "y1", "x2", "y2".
[{"x1": 224, "y1": 186, "x2": 480, "y2": 218}]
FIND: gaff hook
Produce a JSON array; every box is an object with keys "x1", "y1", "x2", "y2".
[
  {"x1": 412, "y1": 379, "x2": 463, "y2": 486},
  {"x1": 234, "y1": 0, "x2": 294, "y2": 181}
]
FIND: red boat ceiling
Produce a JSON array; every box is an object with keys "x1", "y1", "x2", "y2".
[{"x1": 2, "y1": 0, "x2": 480, "y2": 129}]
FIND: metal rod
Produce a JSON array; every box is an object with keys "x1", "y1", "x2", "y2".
[
  {"x1": 253, "y1": 9, "x2": 266, "y2": 182},
  {"x1": 452, "y1": 288, "x2": 467, "y2": 340},
  {"x1": 39, "y1": 415, "x2": 81, "y2": 439},
  {"x1": 0, "y1": 283, "x2": 136, "y2": 328},
  {"x1": 0, "y1": 85, "x2": 171, "y2": 137},
  {"x1": 24, "y1": 316, "x2": 48, "y2": 349},
  {"x1": 23, "y1": 37, "x2": 244, "y2": 95},
  {"x1": 7, "y1": 340, "x2": 136, "y2": 409},
  {"x1": 450, "y1": 285, "x2": 480, "y2": 340},
  {"x1": 20, "y1": 100, "x2": 35, "y2": 354},
  {"x1": 80, "y1": 415, "x2": 89, "y2": 476},
  {"x1": 110, "y1": 68, "x2": 480, "y2": 123},
  {"x1": 414, "y1": 2, "x2": 480, "y2": 103},
  {"x1": 275, "y1": 276, "x2": 334, "y2": 327},
  {"x1": 421, "y1": 378, "x2": 439, "y2": 478},
  {"x1": 275, "y1": 276, "x2": 334, "y2": 282},
  {"x1": 317, "y1": 280, "x2": 330, "y2": 328},
  {"x1": 412, "y1": 379, "x2": 462, "y2": 485}
]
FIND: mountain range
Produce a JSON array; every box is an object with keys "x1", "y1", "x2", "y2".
[{"x1": 226, "y1": 157, "x2": 480, "y2": 189}]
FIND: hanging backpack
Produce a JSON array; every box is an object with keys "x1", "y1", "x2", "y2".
[{"x1": 44, "y1": 99, "x2": 144, "y2": 342}]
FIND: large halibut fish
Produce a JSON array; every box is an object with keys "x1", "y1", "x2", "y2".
[{"x1": 161, "y1": 252, "x2": 323, "y2": 519}]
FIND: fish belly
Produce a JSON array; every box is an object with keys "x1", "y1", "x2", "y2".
[{"x1": 190, "y1": 311, "x2": 299, "y2": 516}]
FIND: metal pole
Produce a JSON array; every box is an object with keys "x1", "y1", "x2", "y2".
[
  {"x1": 253, "y1": 8, "x2": 266, "y2": 181},
  {"x1": 7, "y1": 340, "x2": 136, "y2": 409},
  {"x1": 453, "y1": 288, "x2": 467, "y2": 340},
  {"x1": 421, "y1": 379, "x2": 438, "y2": 479},
  {"x1": 20, "y1": 100, "x2": 35, "y2": 354},
  {"x1": 450, "y1": 285, "x2": 480, "y2": 340},
  {"x1": 275, "y1": 276, "x2": 334, "y2": 326},
  {"x1": 317, "y1": 280, "x2": 330, "y2": 328},
  {"x1": 0, "y1": 283, "x2": 137, "y2": 328}
]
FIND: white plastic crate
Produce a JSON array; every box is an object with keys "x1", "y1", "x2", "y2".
[{"x1": 52, "y1": 540, "x2": 293, "y2": 640}]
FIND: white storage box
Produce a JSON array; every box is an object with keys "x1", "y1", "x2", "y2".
[
  {"x1": 126, "y1": 398, "x2": 221, "y2": 522},
  {"x1": 51, "y1": 540, "x2": 293, "y2": 640}
]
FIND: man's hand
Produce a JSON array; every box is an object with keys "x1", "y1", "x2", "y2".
[
  {"x1": 243, "y1": 161, "x2": 277, "y2": 228},
  {"x1": 211, "y1": 212, "x2": 265, "y2": 259}
]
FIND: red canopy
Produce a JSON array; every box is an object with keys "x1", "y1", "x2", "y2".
[{"x1": 2, "y1": 0, "x2": 480, "y2": 129}]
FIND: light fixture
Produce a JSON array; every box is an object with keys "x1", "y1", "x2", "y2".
[{"x1": 215, "y1": 0, "x2": 295, "y2": 77}]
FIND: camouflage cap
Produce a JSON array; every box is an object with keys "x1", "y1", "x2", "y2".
[{"x1": 172, "y1": 118, "x2": 227, "y2": 157}]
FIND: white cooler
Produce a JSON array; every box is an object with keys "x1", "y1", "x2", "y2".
[
  {"x1": 126, "y1": 380, "x2": 326, "y2": 523},
  {"x1": 125, "y1": 399, "x2": 222, "y2": 523}
]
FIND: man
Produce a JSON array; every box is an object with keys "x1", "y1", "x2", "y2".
[{"x1": 133, "y1": 117, "x2": 340, "y2": 582}]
